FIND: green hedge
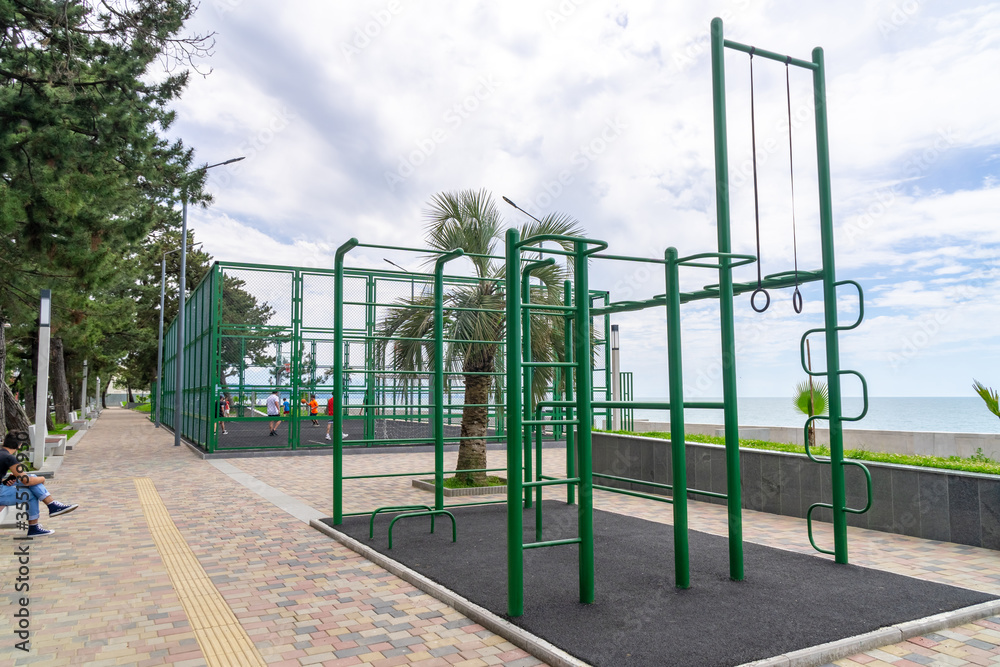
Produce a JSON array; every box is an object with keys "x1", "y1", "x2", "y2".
[{"x1": 605, "y1": 430, "x2": 1000, "y2": 476}]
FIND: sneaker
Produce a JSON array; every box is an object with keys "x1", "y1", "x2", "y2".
[
  {"x1": 48, "y1": 501, "x2": 78, "y2": 517},
  {"x1": 325, "y1": 434, "x2": 331, "y2": 441},
  {"x1": 222, "y1": 430, "x2": 228, "y2": 435},
  {"x1": 27, "y1": 524, "x2": 54, "y2": 537},
  {"x1": 343, "y1": 433, "x2": 349, "y2": 439}
]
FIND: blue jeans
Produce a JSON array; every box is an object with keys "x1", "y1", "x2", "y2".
[{"x1": 0, "y1": 475, "x2": 49, "y2": 521}]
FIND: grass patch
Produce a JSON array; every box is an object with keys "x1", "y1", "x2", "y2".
[
  {"x1": 442, "y1": 476, "x2": 506, "y2": 489},
  {"x1": 131, "y1": 403, "x2": 152, "y2": 413},
  {"x1": 604, "y1": 430, "x2": 1000, "y2": 476}
]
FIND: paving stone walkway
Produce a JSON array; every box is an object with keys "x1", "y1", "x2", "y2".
[{"x1": 0, "y1": 409, "x2": 997, "y2": 666}]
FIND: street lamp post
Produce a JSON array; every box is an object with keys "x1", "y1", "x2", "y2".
[
  {"x1": 33, "y1": 290, "x2": 51, "y2": 469},
  {"x1": 156, "y1": 243, "x2": 201, "y2": 429},
  {"x1": 174, "y1": 157, "x2": 244, "y2": 447}
]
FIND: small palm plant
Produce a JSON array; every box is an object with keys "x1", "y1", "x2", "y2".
[
  {"x1": 375, "y1": 189, "x2": 584, "y2": 484},
  {"x1": 793, "y1": 380, "x2": 828, "y2": 448},
  {"x1": 973, "y1": 380, "x2": 1000, "y2": 420}
]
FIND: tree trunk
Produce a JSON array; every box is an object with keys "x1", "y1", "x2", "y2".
[
  {"x1": 3, "y1": 382, "x2": 31, "y2": 434},
  {"x1": 101, "y1": 377, "x2": 111, "y2": 409},
  {"x1": 455, "y1": 360, "x2": 492, "y2": 484},
  {"x1": 127, "y1": 382, "x2": 135, "y2": 403},
  {"x1": 51, "y1": 337, "x2": 72, "y2": 424}
]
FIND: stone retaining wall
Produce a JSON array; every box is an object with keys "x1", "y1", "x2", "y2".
[{"x1": 592, "y1": 432, "x2": 1000, "y2": 550}]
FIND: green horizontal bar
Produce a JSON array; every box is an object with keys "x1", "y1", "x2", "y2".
[
  {"x1": 344, "y1": 369, "x2": 505, "y2": 376},
  {"x1": 354, "y1": 241, "x2": 506, "y2": 261},
  {"x1": 345, "y1": 466, "x2": 509, "y2": 480},
  {"x1": 594, "y1": 484, "x2": 674, "y2": 504},
  {"x1": 723, "y1": 38, "x2": 818, "y2": 70},
  {"x1": 591, "y1": 401, "x2": 725, "y2": 410},
  {"x1": 343, "y1": 300, "x2": 505, "y2": 314},
  {"x1": 523, "y1": 477, "x2": 580, "y2": 489},
  {"x1": 443, "y1": 499, "x2": 508, "y2": 509},
  {"x1": 523, "y1": 537, "x2": 582, "y2": 550},
  {"x1": 591, "y1": 253, "x2": 668, "y2": 265},
  {"x1": 344, "y1": 498, "x2": 508, "y2": 518},
  {"x1": 517, "y1": 234, "x2": 609, "y2": 254},
  {"x1": 523, "y1": 361, "x2": 576, "y2": 368},
  {"x1": 593, "y1": 477, "x2": 727, "y2": 501},
  {"x1": 335, "y1": 435, "x2": 506, "y2": 446},
  {"x1": 351, "y1": 334, "x2": 501, "y2": 345},
  {"x1": 523, "y1": 419, "x2": 578, "y2": 426},
  {"x1": 521, "y1": 303, "x2": 576, "y2": 312}
]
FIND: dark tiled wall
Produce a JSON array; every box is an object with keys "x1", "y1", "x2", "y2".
[{"x1": 592, "y1": 433, "x2": 1000, "y2": 550}]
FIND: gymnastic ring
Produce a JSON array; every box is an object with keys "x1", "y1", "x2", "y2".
[
  {"x1": 792, "y1": 287, "x2": 803, "y2": 314},
  {"x1": 751, "y1": 287, "x2": 770, "y2": 313}
]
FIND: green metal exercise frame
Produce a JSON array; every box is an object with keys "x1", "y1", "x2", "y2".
[
  {"x1": 499, "y1": 18, "x2": 872, "y2": 616},
  {"x1": 711, "y1": 17, "x2": 871, "y2": 564}
]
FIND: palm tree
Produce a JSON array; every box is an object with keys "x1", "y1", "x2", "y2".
[
  {"x1": 793, "y1": 379, "x2": 828, "y2": 448},
  {"x1": 375, "y1": 189, "x2": 584, "y2": 484},
  {"x1": 973, "y1": 380, "x2": 1000, "y2": 420}
]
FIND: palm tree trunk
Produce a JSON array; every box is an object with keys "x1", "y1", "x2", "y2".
[{"x1": 455, "y1": 365, "x2": 491, "y2": 484}]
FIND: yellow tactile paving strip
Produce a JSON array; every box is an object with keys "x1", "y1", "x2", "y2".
[{"x1": 133, "y1": 477, "x2": 266, "y2": 667}]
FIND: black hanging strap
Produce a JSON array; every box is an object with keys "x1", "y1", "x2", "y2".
[
  {"x1": 749, "y1": 48, "x2": 769, "y2": 313},
  {"x1": 786, "y1": 57, "x2": 803, "y2": 314}
]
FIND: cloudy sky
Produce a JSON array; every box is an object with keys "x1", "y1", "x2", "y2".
[{"x1": 165, "y1": 0, "x2": 1000, "y2": 399}]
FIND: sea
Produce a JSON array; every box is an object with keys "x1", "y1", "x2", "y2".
[{"x1": 632, "y1": 397, "x2": 1000, "y2": 434}]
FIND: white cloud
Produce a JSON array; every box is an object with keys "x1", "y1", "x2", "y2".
[{"x1": 163, "y1": 0, "x2": 1000, "y2": 397}]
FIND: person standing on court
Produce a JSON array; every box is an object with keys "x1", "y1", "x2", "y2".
[
  {"x1": 266, "y1": 389, "x2": 281, "y2": 436},
  {"x1": 308, "y1": 394, "x2": 320, "y2": 426},
  {"x1": 325, "y1": 395, "x2": 350, "y2": 442}
]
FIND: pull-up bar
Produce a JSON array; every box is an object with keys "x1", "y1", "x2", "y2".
[{"x1": 722, "y1": 37, "x2": 818, "y2": 71}]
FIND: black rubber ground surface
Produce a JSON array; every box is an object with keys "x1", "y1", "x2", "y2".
[{"x1": 323, "y1": 501, "x2": 995, "y2": 667}]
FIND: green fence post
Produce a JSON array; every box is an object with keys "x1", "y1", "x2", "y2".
[
  {"x1": 665, "y1": 248, "x2": 690, "y2": 588},
  {"x1": 434, "y1": 249, "x2": 464, "y2": 512},
  {"x1": 710, "y1": 16, "x2": 746, "y2": 582},
  {"x1": 505, "y1": 228, "x2": 525, "y2": 617},
  {"x1": 573, "y1": 241, "x2": 595, "y2": 605},
  {"x1": 333, "y1": 239, "x2": 359, "y2": 524},
  {"x1": 564, "y1": 280, "x2": 575, "y2": 505}
]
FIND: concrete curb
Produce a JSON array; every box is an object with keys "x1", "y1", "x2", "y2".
[
  {"x1": 66, "y1": 429, "x2": 86, "y2": 451},
  {"x1": 739, "y1": 598, "x2": 1000, "y2": 666},
  {"x1": 411, "y1": 479, "x2": 507, "y2": 497},
  {"x1": 309, "y1": 519, "x2": 589, "y2": 667}
]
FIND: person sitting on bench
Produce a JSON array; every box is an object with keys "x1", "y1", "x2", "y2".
[{"x1": 0, "y1": 431, "x2": 79, "y2": 537}]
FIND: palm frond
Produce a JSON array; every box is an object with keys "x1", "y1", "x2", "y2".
[
  {"x1": 973, "y1": 380, "x2": 1000, "y2": 419},
  {"x1": 793, "y1": 380, "x2": 828, "y2": 416},
  {"x1": 423, "y1": 189, "x2": 501, "y2": 277}
]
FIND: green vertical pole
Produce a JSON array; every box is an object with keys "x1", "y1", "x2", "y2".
[
  {"x1": 521, "y1": 269, "x2": 533, "y2": 508},
  {"x1": 665, "y1": 248, "x2": 690, "y2": 588},
  {"x1": 603, "y1": 308, "x2": 612, "y2": 429},
  {"x1": 434, "y1": 250, "x2": 463, "y2": 512},
  {"x1": 553, "y1": 368, "x2": 562, "y2": 440},
  {"x1": 333, "y1": 239, "x2": 358, "y2": 524},
  {"x1": 813, "y1": 46, "x2": 848, "y2": 564},
  {"x1": 365, "y1": 276, "x2": 376, "y2": 442},
  {"x1": 291, "y1": 270, "x2": 302, "y2": 449},
  {"x1": 564, "y1": 280, "x2": 576, "y2": 505},
  {"x1": 710, "y1": 16, "x2": 745, "y2": 581},
  {"x1": 520, "y1": 258, "x2": 553, "y2": 508},
  {"x1": 574, "y1": 242, "x2": 595, "y2": 605},
  {"x1": 505, "y1": 229, "x2": 525, "y2": 617}
]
